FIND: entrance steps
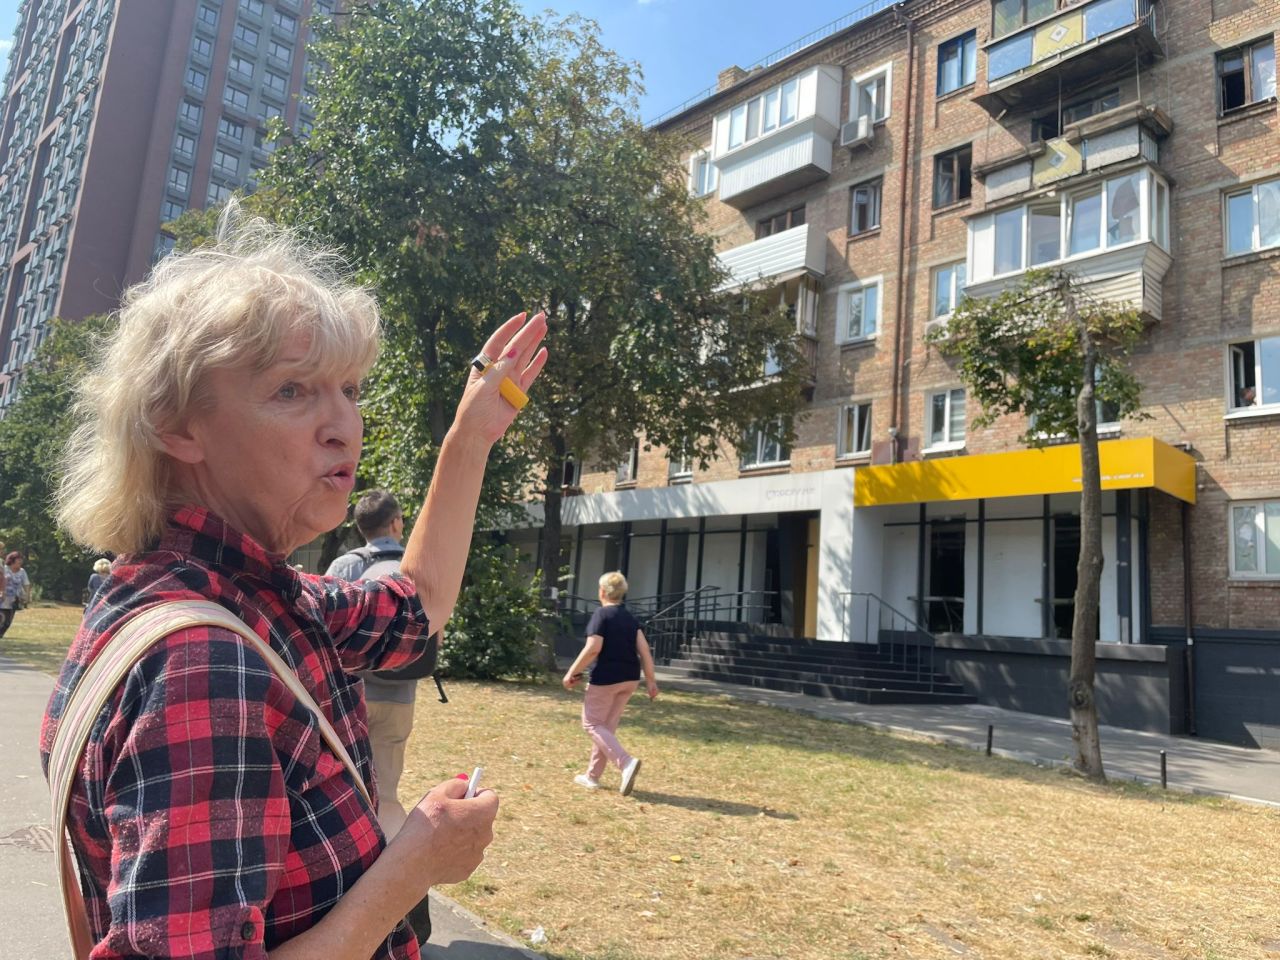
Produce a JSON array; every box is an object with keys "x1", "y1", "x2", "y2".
[{"x1": 661, "y1": 631, "x2": 976, "y2": 706}]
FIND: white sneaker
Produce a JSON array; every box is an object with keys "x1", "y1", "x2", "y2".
[
  {"x1": 573, "y1": 774, "x2": 600, "y2": 790},
  {"x1": 620, "y1": 758, "x2": 641, "y2": 796}
]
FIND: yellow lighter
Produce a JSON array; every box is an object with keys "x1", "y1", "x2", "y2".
[{"x1": 470, "y1": 354, "x2": 529, "y2": 411}]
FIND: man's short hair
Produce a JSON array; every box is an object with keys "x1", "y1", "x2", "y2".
[{"x1": 354, "y1": 490, "x2": 402, "y2": 539}]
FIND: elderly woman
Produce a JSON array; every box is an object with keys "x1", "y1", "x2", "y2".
[
  {"x1": 0, "y1": 550, "x2": 31, "y2": 638},
  {"x1": 39, "y1": 210, "x2": 547, "y2": 960},
  {"x1": 85, "y1": 557, "x2": 111, "y2": 609}
]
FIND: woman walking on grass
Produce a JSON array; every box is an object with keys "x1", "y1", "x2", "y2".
[{"x1": 563, "y1": 571, "x2": 659, "y2": 795}]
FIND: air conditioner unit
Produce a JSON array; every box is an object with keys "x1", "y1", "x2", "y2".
[
  {"x1": 924, "y1": 317, "x2": 952, "y2": 341},
  {"x1": 839, "y1": 114, "x2": 874, "y2": 149}
]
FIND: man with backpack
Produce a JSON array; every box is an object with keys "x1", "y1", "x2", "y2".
[{"x1": 326, "y1": 490, "x2": 437, "y2": 838}]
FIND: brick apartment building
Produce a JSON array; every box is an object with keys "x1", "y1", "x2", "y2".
[
  {"x1": 0, "y1": 0, "x2": 333, "y2": 407},
  {"x1": 507, "y1": 0, "x2": 1280, "y2": 747}
]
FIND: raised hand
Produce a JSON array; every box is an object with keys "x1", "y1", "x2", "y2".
[{"x1": 456, "y1": 311, "x2": 549, "y2": 446}]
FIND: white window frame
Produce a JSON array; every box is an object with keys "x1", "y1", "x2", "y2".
[
  {"x1": 561, "y1": 457, "x2": 582, "y2": 490},
  {"x1": 1227, "y1": 336, "x2": 1280, "y2": 413},
  {"x1": 837, "y1": 401, "x2": 873, "y2": 459},
  {"x1": 1224, "y1": 177, "x2": 1280, "y2": 256},
  {"x1": 688, "y1": 149, "x2": 716, "y2": 198},
  {"x1": 1229, "y1": 500, "x2": 1280, "y2": 579},
  {"x1": 925, "y1": 388, "x2": 966, "y2": 451},
  {"x1": 836, "y1": 276, "x2": 882, "y2": 344},
  {"x1": 850, "y1": 61, "x2": 892, "y2": 125},
  {"x1": 850, "y1": 179, "x2": 882, "y2": 235},
  {"x1": 721, "y1": 76, "x2": 801, "y2": 153},
  {"x1": 668, "y1": 452, "x2": 693, "y2": 482},
  {"x1": 932, "y1": 260, "x2": 966, "y2": 320},
  {"x1": 615, "y1": 443, "x2": 639, "y2": 485},
  {"x1": 741, "y1": 419, "x2": 789, "y2": 469}
]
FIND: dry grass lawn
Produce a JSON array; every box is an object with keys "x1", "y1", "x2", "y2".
[{"x1": 10, "y1": 605, "x2": 1279, "y2": 959}]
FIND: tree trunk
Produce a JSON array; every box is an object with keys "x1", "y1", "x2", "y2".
[
  {"x1": 535, "y1": 436, "x2": 567, "y2": 672},
  {"x1": 1070, "y1": 291, "x2": 1106, "y2": 781}
]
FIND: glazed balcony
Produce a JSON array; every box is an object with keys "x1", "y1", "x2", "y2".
[
  {"x1": 716, "y1": 221, "x2": 826, "y2": 290},
  {"x1": 975, "y1": 0, "x2": 1161, "y2": 115}
]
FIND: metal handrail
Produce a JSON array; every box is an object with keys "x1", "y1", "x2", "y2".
[
  {"x1": 837, "y1": 590, "x2": 940, "y2": 693},
  {"x1": 647, "y1": 584, "x2": 721, "y2": 622}
]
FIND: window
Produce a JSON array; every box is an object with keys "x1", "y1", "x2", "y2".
[
  {"x1": 725, "y1": 76, "x2": 799, "y2": 150},
  {"x1": 993, "y1": 0, "x2": 1055, "y2": 39},
  {"x1": 192, "y1": 35, "x2": 212, "y2": 59},
  {"x1": 264, "y1": 71, "x2": 287, "y2": 95},
  {"x1": 207, "y1": 181, "x2": 232, "y2": 205},
  {"x1": 234, "y1": 23, "x2": 259, "y2": 47},
  {"x1": 1068, "y1": 186, "x2": 1102, "y2": 256},
  {"x1": 161, "y1": 200, "x2": 185, "y2": 222},
  {"x1": 186, "y1": 67, "x2": 207, "y2": 92},
  {"x1": 741, "y1": 419, "x2": 788, "y2": 468},
  {"x1": 224, "y1": 85, "x2": 250, "y2": 112},
  {"x1": 850, "y1": 179, "x2": 881, "y2": 234},
  {"x1": 213, "y1": 148, "x2": 239, "y2": 175},
  {"x1": 1230, "y1": 501, "x2": 1280, "y2": 578},
  {"x1": 937, "y1": 31, "x2": 977, "y2": 95},
  {"x1": 1217, "y1": 38, "x2": 1276, "y2": 114},
  {"x1": 1028, "y1": 202, "x2": 1061, "y2": 265},
  {"x1": 1031, "y1": 89, "x2": 1119, "y2": 141},
  {"x1": 229, "y1": 54, "x2": 255, "y2": 78},
  {"x1": 219, "y1": 117, "x2": 245, "y2": 142},
  {"x1": 933, "y1": 145, "x2": 972, "y2": 207},
  {"x1": 757, "y1": 205, "x2": 805, "y2": 239},
  {"x1": 180, "y1": 100, "x2": 203, "y2": 124},
  {"x1": 932, "y1": 261, "x2": 966, "y2": 319},
  {"x1": 269, "y1": 39, "x2": 292, "y2": 64},
  {"x1": 259, "y1": 102, "x2": 283, "y2": 123},
  {"x1": 1225, "y1": 177, "x2": 1280, "y2": 255},
  {"x1": 668, "y1": 452, "x2": 693, "y2": 481},
  {"x1": 851, "y1": 63, "x2": 891, "y2": 124},
  {"x1": 240, "y1": 0, "x2": 264, "y2": 15},
  {"x1": 174, "y1": 132, "x2": 196, "y2": 158},
  {"x1": 838, "y1": 402, "x2": 873, "y2": 458},
  {"x1": 561, "y1": 457, "x2": 582, "y2": 489},
  {"x1": 615, "y1": 443, "x2": 639, "y2": 484},
  {"x1": 927, "y1": 389, "x2": 966, "y2": 448},
  {"x1": 993, "y1": 206, "x2": 1025, "y2": 275},
  {"x1": 198, "y1": 5, "x2": 218, "y2": 26},
  {"x1": 273, "y1": 10, "x2": 298, "y2": 34},
  {"x1": 167, "y1": 166, "x2": 190, "y2": 195},
  {"x1": 690, "y1": 151, "x2": 716, "y2": 197},
  {"x1": 839, "y1": 277, "x2": 881, "y2": 342},
  {"x1": 1105, "y1": 171, "x2": 1143, "y2": 246},
  {"x1": 1229, "y1": 336, "x2": 1280, "y2": 410}
]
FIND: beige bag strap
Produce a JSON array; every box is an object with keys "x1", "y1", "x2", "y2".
[{"x1": 48, "y1": 599, "x2": 370, "y2": 960}]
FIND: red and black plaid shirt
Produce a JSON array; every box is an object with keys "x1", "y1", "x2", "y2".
[{"x1": 40, "y1": 506, "x2": 432, "y2": 960}]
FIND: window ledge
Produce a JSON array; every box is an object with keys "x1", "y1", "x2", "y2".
[
  {"x1": 835, "y1": 452, "x2": 872, "y2": 466},
  {"x1": 668, "y1": 476, "x2": 692, "y2": 485},
  {"x1": 935, "y1": 83, "x2": 976, "y2": 105},
  {"x1": 922, "y1": 442, "x2": 966, "y2": 456},
  {"x1": 846, "y1": 227, "x2": 882, "y2": 243},
  {"x1": 1224, "y1": 405, "x2": 1280, "y2": 422},
  {"x1": 739, "y1": 462, "x2": 791, "y2": 474},
  {"x1": 1227, "y1": 576, "x2": 1280, "y2": 587},
  {"x1": 839, "y1": 334, "x2": 878, "y2": 350},
  {"x1": 1222, "y1": 245, "x2": 1280, "y2": 268},
  {"x1": 1218, "y1": 98, "x2": 1277, "y2": 126},
  {"x1": 614, "y1": 480, "x2": 637, "y2": 490},
  {"x1": 931, "y1": 198, "x2": 972, "y2": 216}
]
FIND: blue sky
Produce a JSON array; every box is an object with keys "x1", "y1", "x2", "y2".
[{"x1": 0, "y1": 0, "x2": 868, "y2": 121}]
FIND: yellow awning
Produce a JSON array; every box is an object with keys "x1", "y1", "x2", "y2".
[{"x1": 855, "y1": 437, "x2": 1196, "y2": 508}]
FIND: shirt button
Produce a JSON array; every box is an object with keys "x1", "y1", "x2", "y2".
[{"x1": 241, "y1": 922, "x2": 256, "y2": 940}]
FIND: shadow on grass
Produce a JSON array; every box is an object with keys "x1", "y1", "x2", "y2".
[
  {"x1": 491, "y1": 679, "x2": 1214, "y2": 808},
  {"x1": 630, "y1": 788, "x2": 798, "y2": 820}
]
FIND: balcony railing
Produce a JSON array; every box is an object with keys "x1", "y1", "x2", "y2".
[
  {"x1": 975, "y1": 0, "x2": 1160, "y2": 114},
  {"x1": 716, "y1": 222, "x2": 826, "y2": 290}
]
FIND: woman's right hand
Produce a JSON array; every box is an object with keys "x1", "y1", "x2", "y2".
[{"x1": 395, "y1": 776, "x2": 498, "y2": 890}]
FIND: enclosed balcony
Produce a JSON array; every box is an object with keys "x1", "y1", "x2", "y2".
[
  {"x1": 975, "y1": 0, "x2": 1161, "y2": 115},
  {"x1": 965, "y1": 164, "x2": 1172, "y2": 322},
  {"x1": 716, "y1": 221, "x2": 826, "y2": 290},
  {"x1": 712, "y1": 65, "x2": 842, "y2": 209}
]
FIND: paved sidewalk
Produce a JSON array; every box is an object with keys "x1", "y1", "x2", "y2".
[
  {"x1": 0, "y1": 655, "x2": 541, "y2": 960},
  {"x1": 652, "y1": 667, "x2": 1280, "y2": 807}
]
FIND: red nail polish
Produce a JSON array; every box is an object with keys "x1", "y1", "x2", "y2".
[
  {"x1": 455, "y1": 772, "x2": 469, "y2": 781},
  {"x1": 506, "y1": 349, "x2": 518, "y2": 359}
]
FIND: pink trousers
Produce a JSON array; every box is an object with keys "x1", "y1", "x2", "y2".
[{"x1": 581, "y1": 680, "x2": 639, "y2": 781}]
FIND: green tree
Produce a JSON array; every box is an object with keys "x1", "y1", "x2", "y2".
[
  {"x1": 440, "y1": 540, "x2": 543, "y2": 680},
  {"x1": 493, "y1": 16, "x2": 809, "y2": 631},
  {"x1": 928, "y1": 269, "x2": 1146, "y2": 780},
  {"x1": 0, "y1": 315, "x2": 117, "y2": 600}
]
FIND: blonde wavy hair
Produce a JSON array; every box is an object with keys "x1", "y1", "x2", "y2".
[
  {"x1": 57, "y1": 203, "x2": 381, "y2": 555},
  {"x1": 599, "y1": 571, "x2": 629, "y2": 603}
]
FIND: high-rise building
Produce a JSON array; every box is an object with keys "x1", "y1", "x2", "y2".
[
  {"x1": 507, "y1": 0, "x2": 1280, "y2": 747},
  {"x1": 0, "y1": 0, "x2": 334, "y2": 406}
]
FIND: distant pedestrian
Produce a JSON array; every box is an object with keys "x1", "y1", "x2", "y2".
[
  {"x1": 0, "y1": 550, "x2": 32, "y2": 639},
  {"x1": 85, "y1": 557, "x2": 110, "y2": 609},
  {"x1": 563, "y1": 571, "x2": 659, "y2": 795}
]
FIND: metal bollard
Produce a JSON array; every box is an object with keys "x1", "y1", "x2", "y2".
[
  {"x1": 1160, "y1": 750, "x2": 1167, "y2": 789},
  {"x1": 986, "y1": 724, "x2": 993, "y2": 757}
]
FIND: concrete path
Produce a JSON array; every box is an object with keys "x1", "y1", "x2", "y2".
[
  {"x1": 0, "y1": 655, "x2": 541, "y2": 960},
  {"x1": 652, "y1": 668, "x2": 1280, "y2": 807}
]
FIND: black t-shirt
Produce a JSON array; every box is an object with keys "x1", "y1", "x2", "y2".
[{"x1": 585, "y1": 604, "x2": 641, "y2": 686}]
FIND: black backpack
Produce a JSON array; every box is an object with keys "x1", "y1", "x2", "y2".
[{"x1": 344, "y1": 545, "x2": 441, "y2": 686}]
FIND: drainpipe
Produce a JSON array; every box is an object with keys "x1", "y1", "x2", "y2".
[
  {"x1": 888, "y1": 3, "x2": 916, "y2": 464},
  {"x1": 1182, "y1": 500, "x2": 1196, "y2": 736}
]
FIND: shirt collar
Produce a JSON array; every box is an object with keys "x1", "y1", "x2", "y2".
[
  {"x1": 365, "y1": 536, "x2": 403, "y2": 552},
  {"x1": 160, "y1": 504, "x2": 304, "y2": 600}
]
